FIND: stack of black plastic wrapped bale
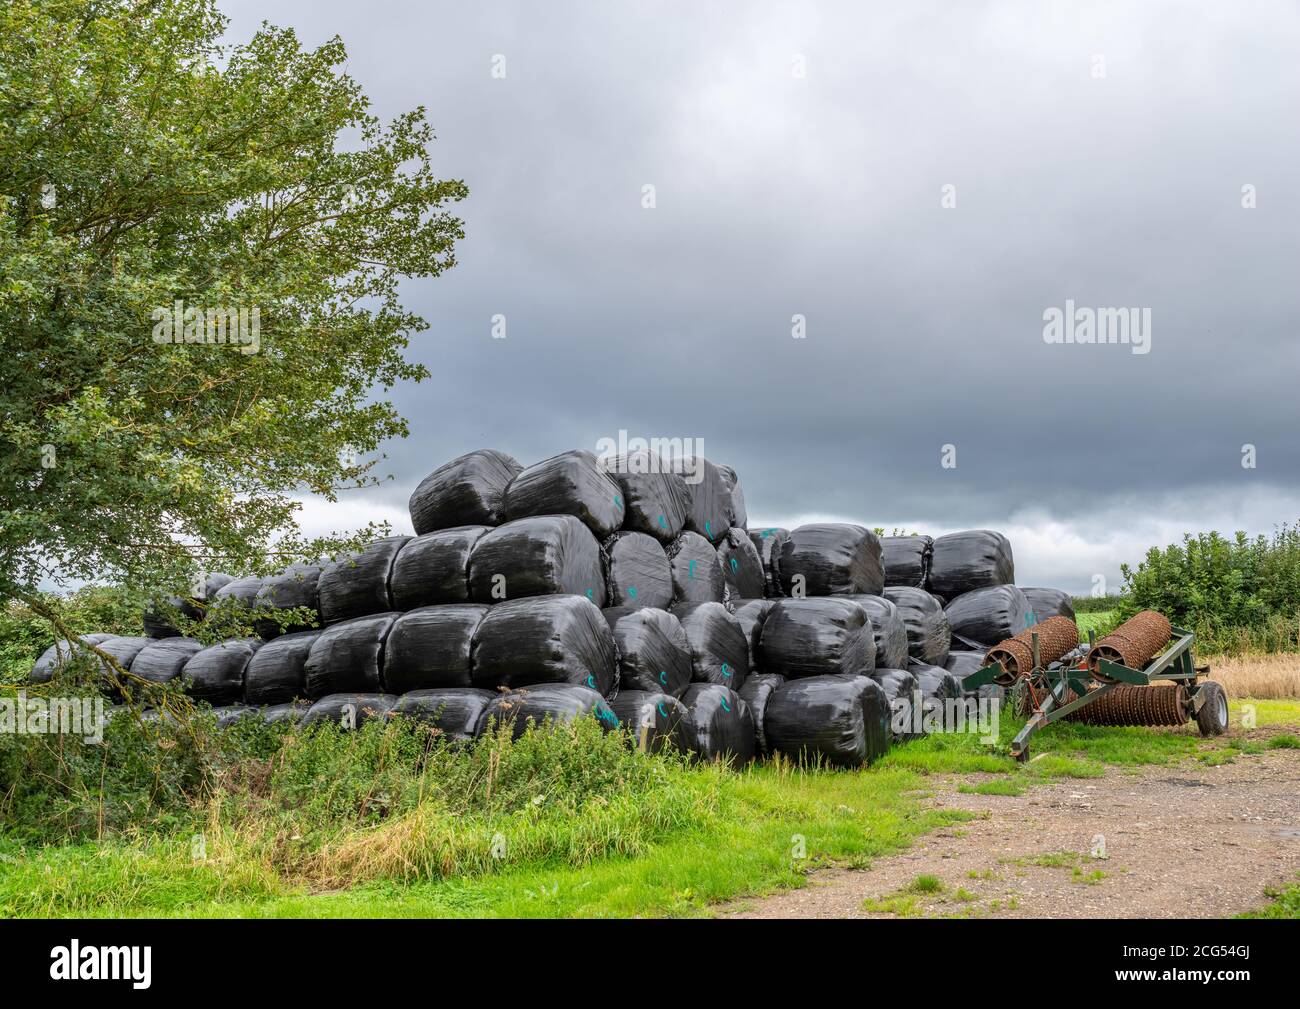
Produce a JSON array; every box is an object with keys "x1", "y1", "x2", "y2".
[
  {"x1": 34, "y1": 448, "x2": 762, "y2": 763},
  {"x1": 33, "y1": 445, "x2": 1077, "y2": 769}
]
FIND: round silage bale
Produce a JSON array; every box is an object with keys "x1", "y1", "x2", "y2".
[
  {"x1": 758, "y1": 598, "x2": 876, "y2": 680},
  {"x1": 408, "y1": 448, "x2": 522, "y2": 534},
  {"x1": 317, "y1": 536, "x2": 410, "y2": 625},
  {"x1": 671, "y1": 601, "x2": 749, "y2": 690},
  {"x1": 467, "y1": 515, "x2": 606, "y2": 606},
  {"x1": 300, "y1": 693, "x2": 399, "y2": 729},
  {"x1": 470, "y1": 595, "x2": 618, "y2": 696},
  {"x1": 383, "y1": 604, "x2": 488, "y2": 693},
  {"x1": 718, "y1": 527, "x2": 765, "y2": 602},
  {"x1": 845, "y1": 594, "x2": 909, "y2": 669},
  {"x1": 715, "y1": 463, "x2": 748, "y2": 530},
  {"x1": 764, "y1": 674, "x2": 891, "y2": 768},
  {"x1": 944, "y1": 585, "x2": 1032, "y2": 648},
  {"x1": 503, "y1": 449, "x2": 625, "y2": 538},
  {"x1": 927, "y1": 530, "x2": 1015, "y2": 598},
  {"x1": 680, "y1": 457, "x2": 733, "y2": 543},
  {"x1": 602, "y1": 606, "x2": 692, "y2": 697},
  {"x1": 679, "y1": 683, "x2": 754, "y2": 764},
  {"x1": 392, "y1": 687, "x2": 496, "y2": 744},
  {"x1": 730, "y1": 598, "x2": 774, "y2": 674},
  {"x1": 607, "y1": 453, "x2": 688, "y2": 543},
  {"x1": 883, "y1": 586, "x2": 952, "y2": 665},
  {"x1": 779, "y1": 523, "x2": 884, "y2": 597},
  {"x1": 479, "y1": 684, "x2": 619, "y2": 740},
  {"x1": 666, "y1": 531, "x2": 726, "y2": 605},
  {"x1": 243, "y1": 629, "x2": 321, "y2": 704},
  {"x1": 748, "y1": 527, "x2": 790, "y2": 598},
  {"x1": 130, "y1": 637, "x2": 204, "y2": 685},
  {"x1": 880, "y1": 535, "x2": 932, "y2": 589},
  {"x1": 253, "y1": 562, "x2": 325, "y2": 640},
  {"x1": 609, "y1": 689, "x2": 689, "y2": 754},
  {"x1": 738, "y1": 672, "x2": 784, "y2": 756},
  {"x1": 389, "y1": 525, "x2": 489, "y2": 610},
  {"x1": 183, "y1": 637, "x2": 262, "y2": 705},
  {"x1": 303, "y1": 612, "x2": 399, "y2": 698},
  {"x1": 601, "y1": 531, "x2": 672, "y2": 610}
]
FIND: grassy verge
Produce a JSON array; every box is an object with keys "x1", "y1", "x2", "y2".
[{"x1": 6, "y1": 693, "x2": 1288, "y2": 919}]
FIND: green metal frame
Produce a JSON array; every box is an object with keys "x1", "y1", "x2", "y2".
[{"x1": 961, "y1": 625, "x2": 1203, "y2": 761}]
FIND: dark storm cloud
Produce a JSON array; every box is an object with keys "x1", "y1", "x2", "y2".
[{"x1": 223, "y1": 0, "x2": 1300, "y2": 592}]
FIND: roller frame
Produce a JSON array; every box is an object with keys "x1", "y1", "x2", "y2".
[{"x1": 961, "y1": 624, "x2": 1209, "y2": 761}]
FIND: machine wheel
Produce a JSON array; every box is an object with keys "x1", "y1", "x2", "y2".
[{"x1": 1195, "y1": 681, "x2": 1229, "y2": 736}]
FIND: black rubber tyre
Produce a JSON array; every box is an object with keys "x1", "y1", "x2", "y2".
[{"x1": 1195, "y1": 680, "x2": 1229, "y2": 736}]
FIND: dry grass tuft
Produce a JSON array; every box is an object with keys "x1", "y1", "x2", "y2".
[{"x1": 1207, "y1": 653, "x2": 1300, "y2": 699}]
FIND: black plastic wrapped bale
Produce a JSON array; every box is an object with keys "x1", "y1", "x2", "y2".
[
  {"x1": 383, "y1": 604, "x2": 488, "y2": 693},
  {"x1": 765, "y1": 674, "x2": 890, "y2": 768},
  {"x1": 716, "y1": 463, "x2": 748, "y2": 530},
  {"x1": 779, "y1": 524, "x2": 884, "y2": 596},
  {"x1": 602, "y1": 606, "x2": 692, "y2": 696},
  {"x1": 300, "y1": 693, "x2": 398, "y2": 730},
  {"x1": 880, "y1": 535, "x2": 932, "y2": 589},
  {"x1": 680, "y1": 683, "x2": 754, "y2": 764},
  {"x1": 942, "y1": 650, "x2": 987, "y2": 693},
  {"x1": 303, "y1": 612, "x2": 399, "y2": 698},
  {"x1": 30, "y1": 633, "x2": 117, "y2": 682},
  {"x1": 610, "y1": 689, "x2": 688, "y2": 754},
  {"x1": 602, "y1": 531, "x2": 672, "y2": 609},
  {"x1": 393, "y1": 688, "x2": 495, "y2": 744},
  {"x1": 944, "y1": 585, "x2": 1032, "y2": 648},
  {"x1": 409, "y1": 448, "x2": 522, "y2": 534},
  {"x1": 86, "y1": 636, "x2": 153, "y2": 691},
  {"x1": 1021, "y1": 586, "x2": 1077, "y2": 623},
  {"x1": 503, "y1": 449, "x2": 625, "y2": 538},
  {"x1": 731, "y1": 598, "x2": 773, "y2": 674},
  {"x1": 748, "y1": 527, "x2": 790, "y2": 598},
  {"x1": 680, "y1": 457, "x2": 733, "y2": 543},
  {"x1": 666, "y1": 531, "x2": 725, "y2": 605},
  {"x1": 261, "y1": 700, "x2": 312, "y2": 725},
  {"x1": 130, "y1": 637, "x2": 204, "y2": 685},
  {"x1": 143, "y1": 573, "x2": 234, "y2": 637},
  {"x1": 718, "y1": 527, "x2": 765, "y2": 603},
  {"x1": 467, "y1": 515, "x2": 606, "y2": 606},
  {"x1": 253, "y1": 562, "x2": 325, "y2": 639},
  {"x1": 243, "y1": 629, "x2": 321, "y2": 704},
  {"x1": 908, "y1": 661, "x2": 965, "y2": 701},
  {"x1": 211, "y1": 705, "x2": 259, "y2": 729},
  {"x1": 213, "y1": 575, "x2": 264, "y2": 610},
  {"x1": 479, "y1": 684, "x2": 618, "y2": 740},
  {"x1": 928, "y1": 531, "x2": 1015, "y2": 598},
  {"x1": 871, "y1": 668, "x2": 921, "y2": 739},
  {"x1": 183, "y1": 638, "x2": 261, "y2": 705},
  {"x1": 846, "y1": 594, "x2": 909, "y2": 670},
  {"x1": 317, "y1": 536, "x2": 410, "y2": 625},
  {"x1": 870, "y1": 667, "x2": 919, "y2": 706},
  {"x1": 671, "y1": 601, "x2": 749, "y2": 690},
  {"x1": 389, "y1": 526, "x2": 489, "y2": 610},
  {"x1": 758, "y1": 598, "x2": 875, "y2": 680},
  {"x1": 471, "y1": 595, "x2": 618, "y2": 696},
  {"x1": 607, "y1": 453, "x2": 689, "y2": 544},
  {"x1": 738, "y1": 673, "x2": 784, "y2": 756},
  {"x1": 883, "y1": 586, "x2": 952, "y2": 665}
]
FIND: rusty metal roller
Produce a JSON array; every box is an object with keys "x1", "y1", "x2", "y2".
[
  {"x1": 1087, "y1": 610, "x2": 1172, "y2": 680},
  {"x1": 983, "y1": 616, "x2": 1080, "y2": 686},
  {"x1": 1065, "y1": 684, "x2": 1188, "y2": 726}
]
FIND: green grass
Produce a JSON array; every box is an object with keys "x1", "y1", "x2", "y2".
[
  {"x1": 1240, "y1": 875, "x2": 1300, "y2": 919},
  {"x1": 2, "y1": 688, "x2": 1293, "y2": 919}
]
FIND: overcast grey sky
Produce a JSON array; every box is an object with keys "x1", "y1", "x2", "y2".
[{"x1": 221, "y1": 0, "x2": 1300, "y2": 594}]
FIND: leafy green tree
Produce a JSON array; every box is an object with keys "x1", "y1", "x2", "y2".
[{"x1": 0, "y1": 0, "x2": 467, "y2": 624}]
